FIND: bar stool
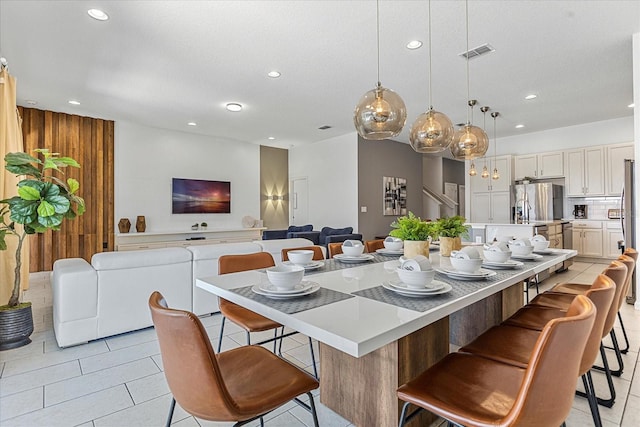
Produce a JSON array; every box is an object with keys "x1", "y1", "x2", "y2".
[
  {"x1": 397, "y1": 295, "x2": 596, "y2": 427},
  {"x1": 327, "y1": 242, "x2": 343, "y2": 258},
  {"x1": 364, "y1": 239, "x2": 384, "y2": 253}
]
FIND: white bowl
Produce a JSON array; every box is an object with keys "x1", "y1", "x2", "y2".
[
  {"x1": 497, "y1": 235, "x2": 514, "y2": 242},
  {"x1": 266, "y1": 265, "x2": 305, "y2": 290},
  {"x1": 530, "y1": 234, "x2": 547, "y2": 242},
  {"x1": 396, "y1": 268, "x2": 435, "y2": 289},
  {"x1": 342, "y1": 243, "x2": 364, "y2": 256},
  {"x1": 287, "y1": 250, "x2": 314, "y2": 265},
  {"x1": 450, "y1": 257, "x2": 483, "y2": 273},
  {"x1": 383, "y1": 237, "x2": 403, "y2": 251},
  {"x1": 508, "y1": 240, "x2": 534, "y2": 256},
  {"x1": 459, "y1": 246, "x2": 480, "y2": 259},
  {"x1": 483, "y1": 249, "x2": 512, "y2": 263},
  {"x1": 532, "y1": 240, "x2": 550, "y2": 251},
  {"x1": 400, "y1": 255, "x2": 432, "y2": 271}
]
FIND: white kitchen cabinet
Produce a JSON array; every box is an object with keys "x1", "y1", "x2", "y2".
[
  {"x1": 470, "y1": 155, "x2": 512, "y2": 193},
  {"x1": 470, "y1": 191, "x2": 510, "y2": 223},
  {"x1": 514, "y1": 151, "x2": 563, "y2": 180},
  {"x1": 572, "y1": 221, "x2": 603, "y2": 257},
  {"x1": 605, "y1": 221, "x2": 624, "y2": 258},
  {"x1": 565, "y1": 147, "x2": 605, "y2": 196},
  {"x1": 606, "y1": 143, "x2": 634, "y2": 196}
]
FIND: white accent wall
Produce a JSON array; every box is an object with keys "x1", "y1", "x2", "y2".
[
  {"x1": 114, "y1": 121, "x2": 261, "y2": 232},
  {"x1": 289, "y1": 132, "x2": 359, "y2": 231}
]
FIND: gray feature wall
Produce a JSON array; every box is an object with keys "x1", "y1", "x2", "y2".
[
  {"x1": 442, "y1": 158, "x2": 465, "y2": 188},
  {"x1": 357, "y1": 137, "x2": 423, "y2": 241}
]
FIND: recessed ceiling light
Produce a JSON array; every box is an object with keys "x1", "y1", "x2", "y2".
[
  {"x1": 26, "y1": 100, "x2": 37, "y2": 105},
  {"x1": 515, "y1": 124, "x2": 525, "y2": 129},
  {"x1": 267, "y1": 136, "x2": 275, "y2": 140},
  {"x1": 68, "y1": 100, "x2": 81, "y2": 105},
  {"x1": 187, "y1": 122, "x2": 197, "y2": 126},
  {"x1": 87, "y1": 9, "x2": 109, "y2": 21},
  {"x1": 267, "y1": 71, "x2": 281, "y2": 78},
  {"x1": 406, "y1": 40, "x2": 423, "y2": 50},
  {"x1": 226, "y1": 103, "x2": 243, "y2": 112},
  {"x1": 524, "y1": 94, "x2": 537, "y2": 100},
  {"x1": 629, "y1": 103, "x2": 635, "y2": 108}
]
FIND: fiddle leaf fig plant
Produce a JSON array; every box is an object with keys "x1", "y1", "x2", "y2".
[
  {"x1": 389, "y1": 211, "x2": 436, "y2": 241},
  {"x1": 1, "y1": 149, "x2": 85, "y2": 308}
]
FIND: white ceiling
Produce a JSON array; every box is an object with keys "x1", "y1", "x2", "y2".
[{"x1": 1, "y1": 0, "x2": 638, "y2": 150}]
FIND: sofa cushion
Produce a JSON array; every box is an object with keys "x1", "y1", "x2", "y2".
[
  {"x1": 288, "y1": 224, "x2": 313, "y2": 233},
  {"x1": 321, "y1": 226, "x2": 353, "y2": 236},
  {"x1": 91, "y1": 247, "x2": 192, "y2": 270}
]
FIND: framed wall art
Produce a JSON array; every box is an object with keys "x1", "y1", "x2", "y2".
[{"x1": 383, "y1": 176, "x2": 407, "y2": 216}]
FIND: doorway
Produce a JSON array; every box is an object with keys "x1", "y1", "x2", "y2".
[{"x1": 290, "y1": 177, "x2": 309, "y2": 226}]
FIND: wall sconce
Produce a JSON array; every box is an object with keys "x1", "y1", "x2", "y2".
[{"x1": 266, "y1": 195, "x2": 283, "y2": 201}]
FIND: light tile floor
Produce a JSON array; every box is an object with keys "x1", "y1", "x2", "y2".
[{"x1": 1, "y1": 261, "x2": 640, "y2": 426}]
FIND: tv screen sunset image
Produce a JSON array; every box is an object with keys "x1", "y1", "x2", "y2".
[{"x1": 172, "y1": 178, "x2": 231, "y2": 214}]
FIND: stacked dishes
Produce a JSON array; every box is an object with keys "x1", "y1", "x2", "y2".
[
  {"x1": 482, "y1": 242, "x2": 523, "y2": 269},
  {"x1": 376, "y1": 236, "x2": 405, "y2": 256},
  {"x1": 383, "y1": 255, "x2": 451, "y2": 297},
  {"x1": 251, "y1": 265, "x2": 320, "y2": 299},
  {"x1": 435, "y1": 247, "x2": 497, "y2": 280},
  {"x1": 530, "y1": 234, "x2": 553, "y2": 254},
  {"x1": 508, "y1": 238, "x2": 543, "y2": 261},
  {"x1": 285, "y1": 249, "x2": 325, "y2": 270},
  {"x1": 334, "y1": 240, "x2": 374, "y2": 263}
]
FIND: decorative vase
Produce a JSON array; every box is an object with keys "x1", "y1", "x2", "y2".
[
  {"x1": 117, "y1": 218, "x2": 131, "y2": 233},
  {"x1": 403, "y1": 240, "x2": 431, "y2": 259},
  {"x1": 439, "y1": 236, "x2": 462, "y2": 257},
  {"x1": 0, "y1": 303, "x2": 34, "y2": 351},
  {"x1": 136, "y1": 216, "x2": 146, "y2": 233}
]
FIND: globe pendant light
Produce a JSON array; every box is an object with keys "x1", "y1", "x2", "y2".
[
  {"x1": 469, "y1": 161, "x2": 477, "y2": 176},
  {"x1": 410, "y1": 0, "x2": 454, "y2": 153},
  {"x1": 354, "y1": 0, "x2": 407, "y2": 140},
  {"x1": 450, "y1": 0, "x2": 489, "y2": 160},
  {"x1": 491, "y1": 111, "x2": 500, "y2": 180},
  {"x1": 480, "y1": 106, "x2": 490, "y2": 178}
]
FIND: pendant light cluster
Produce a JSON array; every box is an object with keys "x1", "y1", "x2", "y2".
[
  {"x1": 491, "y1": 112, "x2": 500, "y2": 180},
  {"x1": 480, "y1": 106, "x2": 490, "y2": 178},
  {"x1": 354, "y1": 0, "x2": 407, "y2": 140}
]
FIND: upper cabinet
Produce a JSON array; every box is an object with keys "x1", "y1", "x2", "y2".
[
  {"x1": 565, "y1": 147, "x2": 605, "y2": 197},
  {"x1": 514, "y1": 151, "x2": 564, "y2": 180},
  {"x1": 606, "y1": 143, "x2": 634, "y2": 196},
  {"x1": 470, "y1": 155, "x2": 512, "y2": 193}
]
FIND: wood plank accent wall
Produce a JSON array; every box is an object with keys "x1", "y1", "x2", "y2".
[{"x1": 17, "y1": 107, "x2": 115, "y2": 271}]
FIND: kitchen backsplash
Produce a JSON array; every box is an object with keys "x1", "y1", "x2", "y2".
[{"x1": 566, "y1": 197, "x2": 622, "y2": 220}]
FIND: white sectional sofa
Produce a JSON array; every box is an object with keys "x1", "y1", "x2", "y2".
[{"x1": 52, "y1": 238, "x2": 314, "y2": 347}]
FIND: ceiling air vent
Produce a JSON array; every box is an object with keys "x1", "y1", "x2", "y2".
[
  {"x1": 318, "y1": 125, "x2": 332, "y2": 130},
  {"x1": 459, "y1": 43, "x2": 495, "y2": 60}
]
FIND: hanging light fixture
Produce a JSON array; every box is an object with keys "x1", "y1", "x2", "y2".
[
  {"x1": 410, "y1": 0, "x2": 454, "y2": 153},
  {"x1": 491, "y1": 111, "x2": 500, "y2": 180},
  {"x1": 480, "y1": 106, "x2": 490, "y2": 178},
  {"x1": 354, "y1": 0, "x2": 407, "y2": 140},
  {"x1": 469, "y1": 162, "x2": 477, "y2": 176},
  {"x1": 450, "y1": 0, "x2": 489, "y2": 161}
]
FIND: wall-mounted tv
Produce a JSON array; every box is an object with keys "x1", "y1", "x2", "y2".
[{"x1": 172, "y1": 178, "x2": 231, "y2": 214}]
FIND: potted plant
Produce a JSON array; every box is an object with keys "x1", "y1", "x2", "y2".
[
  {"x1": 432, "y1": 215, "x2": 470, "y2": 256},
  {"x1": 389, "y1": 211, "x2": 437, "y2": 259},
  {"x1": 0, "y1": 149, "x2": 84, "y2": 350}
]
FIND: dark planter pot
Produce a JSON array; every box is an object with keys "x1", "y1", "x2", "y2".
[{"x1": 0, "y1": 304, "x2": 34, "y2": 351}]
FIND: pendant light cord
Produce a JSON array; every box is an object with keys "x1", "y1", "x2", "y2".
[
  {"x1": 465, "y1": 0, "x2": 470, "y2": 124},
  {"x1": 428, "y1": 0, "x2": 433, "y2": 109},
  {"x1": 376, "y1": 0, "x2": 381, "y2": 86}
]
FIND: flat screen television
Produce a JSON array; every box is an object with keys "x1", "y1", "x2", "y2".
[{"x1": 172, "y1": 178, "x2": 231, "y2": 214}]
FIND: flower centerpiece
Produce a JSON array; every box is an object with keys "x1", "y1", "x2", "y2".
[
  {"x1": 389, "y1": 211, "x2": 436, "y2": 258},
  {"x1": 432, "y1": 215, "x2": 470, "y2": 256},
  {"x1": 0, "y1": 149, "x2": 84, "y2": 350}
]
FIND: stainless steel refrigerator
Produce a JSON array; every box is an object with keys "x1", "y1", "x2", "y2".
[
  {"x1": 622, "y1": 159, "x2": 636, "y2": 304},
  {"x1": 510, "y1": 183, "x2": 563, "y2": 223}
]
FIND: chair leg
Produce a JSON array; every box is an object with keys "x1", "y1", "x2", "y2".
[
  {"x1": 165, "y1": 397, "x2": 176, "y2": 427},
  {"x1": 594, "y1": 330, "x2": 624, "y2": 377},
  {"x1": 278, "y1": 326, "x2": 285, "y2": 356},
  {"x1": 398, "y1": 401, "x2": 411, "y2": 427},
  {"x1": 308, "y1": 392, "x2": 320, "y2": 427},
  {"x1": 582, "y1": 372, "x2": 603, "y2": 427},
  {"x1": 273, "y1": 328, "x2": 278, "y2": 353},
  {"x1": 616, "y1": 312, "x2": 630, "y2": 354},
  {"x1": 260, "y1": 417, "x2": 264, "y2": 427},
  {"x1": 217, "y1": 316, "x2": 226, "y2": 353},
  {"x1": 309, "y1": 337, "x2": 319, "y2": 380},
  {"x1": 246, "y1": 331, "x2": 251, "y2": 345},
  {"x1": 578, "y1": 344, "x2": 616, "y2": 407}
]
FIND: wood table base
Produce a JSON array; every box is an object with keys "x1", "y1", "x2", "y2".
[{"x1": 320, "y1": 317, "x2": 449, "y2": 427}]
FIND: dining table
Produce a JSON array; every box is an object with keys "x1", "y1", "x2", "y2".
[{"x1": 196, "y1": 247, "x2": 578, "y2": 427}]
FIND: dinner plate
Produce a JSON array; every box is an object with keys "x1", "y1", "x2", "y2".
[
  {"x1": 258, "y1": 280, "x2": 314, "y2": 294},
  {"x1": 252, "y1": 282, "x2": 320, "y2": 299},
  {"x1": 376, "y1": 248, "x2": 405, "y2": 256},
  {"x1": 533, "y1": 249, "x2": 555, "y2": 255},
  {"x1": 388, "y1": 280, "x2": 446, "y2": 293},
  {"x1": 511, "y1": 253, "x2": 544, "y2": 261},
  {"x1": 482, "y1": 260, "x2": 525, "y2": 270},
  {"x1": 283, "y1": 260, "x2": 325, "y2": 271},
  {"x1": 382, "y1": 281, "x2": 452, "y2": 297},
  {"x1": 434, "y1": 267, "x2": 497, "y2": 281},
  {"x1": 333, "y1": 253, "x2": 375, "y2": 263}
]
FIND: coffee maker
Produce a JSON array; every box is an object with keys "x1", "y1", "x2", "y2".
[{"x1": 573, "y1": 204, "x2": 587, "y2": 219}]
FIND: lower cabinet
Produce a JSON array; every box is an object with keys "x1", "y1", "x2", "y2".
[
  {"x1": 470, "y1": 191, "x2": 510, "y2": 223},
  {"x1": 572, "y1": 223, "x2": 603, "y2": 257},
  {"x1": 605, "y1": 222, "x2": 624, "y2": 258}
]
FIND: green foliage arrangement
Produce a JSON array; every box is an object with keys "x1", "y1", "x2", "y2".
[
  {"x1": 389, "y1": 212, "x2": 436, "y2": 241},
  {"x1": 1, "y1": 149, "x2": 84, "y2": 308},
  {"x1": 433, "y1": 215, "x2": 470, "y2": 238}
]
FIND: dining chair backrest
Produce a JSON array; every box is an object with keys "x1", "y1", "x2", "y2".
[
  {"x1": 281, "y1": 246, "x2": 325, "y2": 262},
  {"x1": 579, "y1": 274, "x2": 616, "y2": 375},
  {"x1": 504, "y1": 295, "x2": 595, "y2": 426},
  {"x1": 149, "y1": 291, "x2": 239, "y2": 421},
  {"x1": 618, "y1": 250, "x2": 637, "y2": 310},
  {"x1": 608, "y1": 256, "x2": 633, "y2": 321},
  {"x1": 327, "y1": 243, "x2": 343, "y2": 259},
  {"x1": 219, "y1": 252, "x2": 275, "y2": 274},
  {"x1": 364, "y1": 239, "x2": 384, "y2": 253}
]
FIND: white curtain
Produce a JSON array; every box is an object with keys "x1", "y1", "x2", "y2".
[{"x1": 0, "y1": 66, "x2": 29, "y2": 304}]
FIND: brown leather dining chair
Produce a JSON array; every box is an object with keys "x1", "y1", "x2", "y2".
[
  {"x1": 281, "y1": 245, "x2": 325, "y2": 262},
  {"x1": 460, "y1": 274, "x2": 616, "y2": 427},
  {"x1": 327, "y1": 242, "x2": 343, "y2": 258},
  {"x1": 217, "y1": 252, "x2": 318, "y2": 379},
  {"x1": 149, "y1": 291, "x2": 320, "y2": 427},
  {"x1": 397, "y1": 295, "x2": 596, "y2": 427},
  {"x1": 364, "y1": 239, "x2": 384, "y2": 253}
]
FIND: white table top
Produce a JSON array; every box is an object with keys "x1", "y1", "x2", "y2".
[{"x1": 197, "y1": 249, "x2": 577, "y2": 358}]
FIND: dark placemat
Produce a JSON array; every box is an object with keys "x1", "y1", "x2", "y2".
[
  {"x1": 230, "y1": 285, "x2": 355, "y2": 315},
  {"x1": 303, "y1": 253, "x2": 390, "y2": 275}
]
